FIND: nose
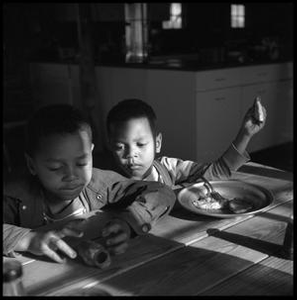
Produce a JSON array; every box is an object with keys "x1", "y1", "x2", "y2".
[
  {"x1": 127, "y1": 157, "x2": 134, "y2": 165},
  {"x1": 63, "y1": 165, "x2": 78, "y2": 181},
  {"x1": 125, "y1": 146, "x2": 138, "y2": 163}
]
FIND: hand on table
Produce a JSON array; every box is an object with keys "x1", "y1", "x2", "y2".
[
  {"x1": 19, "y1": 219, "x2": 86, "y2": 263},
  {"x1": 101, "y1": 218, "x2": 132, "y2": 255}
]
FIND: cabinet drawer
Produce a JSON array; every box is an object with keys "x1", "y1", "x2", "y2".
[
  {"x1": 240, "y1": 62, "x2": 293, "y2": 85},
  {"x1": 195, "y1": 68, "x2": 242, "y2": 91}
]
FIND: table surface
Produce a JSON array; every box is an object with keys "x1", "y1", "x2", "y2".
[{"x1": 3, "y1": 162, "x2": 293, "y2": 296}]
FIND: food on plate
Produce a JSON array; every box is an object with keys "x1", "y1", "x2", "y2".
[
  {"x1": 228, "y1": 198, "x2": 253, "y2": 214},
  {"x1": 192, "y1": 194, "x2": 253, "y2": 214},
  {"x1": 192, "y1": 195, "x2": 228, "y2": 210}
]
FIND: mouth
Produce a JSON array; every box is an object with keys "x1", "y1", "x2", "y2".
[
  {"x1": 60, "y1": 185, "x2": 83, "y2": 192},
  {"x1": 127, "y1": 164, "x2": 142, "y2": 171}
]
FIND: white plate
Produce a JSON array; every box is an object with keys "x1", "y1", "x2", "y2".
[{"x1": 177, "y1": 180, "x2": 274, "y2": 218}]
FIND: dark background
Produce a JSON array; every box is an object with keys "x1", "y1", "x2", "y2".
[{"x1": 3, "y1": 2, "x2": 294, "y2": 176}]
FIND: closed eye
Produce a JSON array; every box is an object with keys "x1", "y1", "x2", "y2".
[
  {"x1": 77, "y1": 163, "x2": 88, "y2": 167},
  {"x1": 137, "y1": 143, "x2": 148, "y2": 147},
  {"x1": 48, "y1": 166, "x2": 63, "y2": 171},
  {"x1": 114, "y1": 144, "x2": 125, "y2": 151}
]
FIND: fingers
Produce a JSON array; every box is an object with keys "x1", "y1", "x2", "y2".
[
  {"x1": 59, "y1": 219, "x2": 87, "y2": 239},
  {"x1": 108, "y1": 241, "x2": 129, "y2": 255},
  {"x1": 102, "y1": 219, "x2": 131, "y2": 255},
  {"x1": 102, "y1": 221, "x2": 123, "y2": 236},
  {"x1": 105, "y1": 230, "x2": 129, "y2": 246},
  {"x1": 42, "y1": 236, "x2": 77, "y2": 263},
  {"x1": 252, "y1": 96, "x2": 265, "y2": 124},
  {"x1": 59, "y1": 227, "x2": 84, "y2": 238},
  {"x1": 42, "y1": 244, "x2": 66, "y2": 263}
]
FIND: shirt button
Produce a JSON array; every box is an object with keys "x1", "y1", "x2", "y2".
[
  {"x1": 141, "y1": 223, "x2": 151, "y2": 233},
  {"x1": 96, "y1": 194, "x2": 102, "y2": 200},
  {"x1": 22, "y1": 205, "x2": 27, "y2": 210}
]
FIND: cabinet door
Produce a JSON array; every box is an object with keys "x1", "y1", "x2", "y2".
[
  {"x1": 146, "y1": 70, "x2": 196, "y2": 161},
  {"x1": 241, "y1": 82, "x2": 281, "y2": 152},
  {"x1": 275, "y1": 80, "x2": 293, "y2": 142},
  {"x1": 196, "y1": 87, "x2": 242, "y2": 162}
]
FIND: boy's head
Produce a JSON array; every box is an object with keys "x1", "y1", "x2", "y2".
[
  {"x1": 106, "y1": 99, "x2": 162, "y2": 180},
  {"x1": 25, "y1": 104, "x2": 94, "y2": 201}
]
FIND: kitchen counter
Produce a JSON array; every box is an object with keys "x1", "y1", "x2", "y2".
[
  {"x1": 29, "y1": 59, "x2": 293, "y2": 162},
  {"x1": 30, "y1": 56, "x2": 292, "y2": 72}
]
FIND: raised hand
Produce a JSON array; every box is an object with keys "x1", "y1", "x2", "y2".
[{"x1": 241, "y1": 96, "x2": 267, "y2": 138}]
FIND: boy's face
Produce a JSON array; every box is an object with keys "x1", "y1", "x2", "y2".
[
  {"x1": 108, "y1": 117, "x2": 162, "y2": 180},
  {"x1": 27, "y1": 130, "x2": 94, "y2": 201}
]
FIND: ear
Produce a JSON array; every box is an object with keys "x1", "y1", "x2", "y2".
[
  {"x1": 25, "y1": 153, "x2": 37, "y2": 176},
  {"x1": 155, "y1": 133, "x2": 162, "y2": 153},
  {"x1": 91, "y1": 143, "x2": 95, "y2": 152}
]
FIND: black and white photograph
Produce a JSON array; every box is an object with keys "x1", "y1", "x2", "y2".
[{"x1": 3, "y1": 2, "x2": 293, "y2": 296}]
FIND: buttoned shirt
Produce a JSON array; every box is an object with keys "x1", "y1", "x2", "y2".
[{"x1": 3, "y1": 168, "x2": 175, "y2": 257}]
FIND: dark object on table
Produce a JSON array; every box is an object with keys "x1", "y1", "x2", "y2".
[
  {"x1": 280, "y1": 214, "x2": 293, "y2": 260},
  {"x1": 3, "y1": 260, "x2": 26, "y2": 296},
  {"x1": 76, "y1": 240, "x2": 111, "y2": 269}
]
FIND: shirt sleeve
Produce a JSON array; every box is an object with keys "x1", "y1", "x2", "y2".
[
  {"x1": 3, "y1": 195, "x2": 30, "y2": 256},
  {"x1": 103, "y1": 181, "x2": 176, "y2": 236},
  {"x1": 158, "y1": 143, "x2": 250, "y2": 185},
  {"x1": 3, "y1": 223, "x2": 32, "y2": 257}
]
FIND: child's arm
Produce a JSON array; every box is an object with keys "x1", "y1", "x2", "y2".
[
  {"x1": 233, "y1": 97, "x2": 267, "y2": 155},
  {"x1": 102, "y1": 180, "x2": 176, "y2": 237},
  {"x1": 159, "y1": 98, "x2": 266, "y2": 185}
]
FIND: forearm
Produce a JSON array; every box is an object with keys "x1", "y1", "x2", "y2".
[
  {"x1": 106, "y1": 181, "x2": 176, "y2": 235},
  {"x1": 232, "y1": 127, "x2": 252, "y2": 155},
  {"x1": 3, "y1": 224, "x2": 32, "y2": 256}
]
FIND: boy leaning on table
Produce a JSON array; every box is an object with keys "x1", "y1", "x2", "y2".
[
  {"x1": 3, "y1": 104, "x2": 176, "y2": 264},
  {"x1": 106, "y1": 97, "x2": 267, "y2": 187}
]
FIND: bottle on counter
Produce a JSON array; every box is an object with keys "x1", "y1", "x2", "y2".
[
  {"x1": 3, "y1": 260, "x2": 26, "y2": 296},
  {"x1": 76, "y1": 240, "x2": 111, "y2": 269}
]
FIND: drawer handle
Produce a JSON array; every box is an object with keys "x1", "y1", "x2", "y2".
[
  {"x1": 215, "y1": 78, "x2": 226, "y2": 82},
  {"x1": 215, "y1": 97, "x2": 226, "y2": 101}
]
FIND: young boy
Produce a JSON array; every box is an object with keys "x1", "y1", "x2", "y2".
[
  {"x1": 3, "y1": 104, "x2": 175, "y2": 264},
  {"x1": 106, "y1": 98, "x2": 267, "y2": 186}
]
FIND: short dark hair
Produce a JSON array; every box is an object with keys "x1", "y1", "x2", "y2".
[
  {"x1": 25, "y1": 104, "x2": 92, "y2": 156},
  {"x1": 106, "y1": 99, "x2": 157, "y2": 136}
]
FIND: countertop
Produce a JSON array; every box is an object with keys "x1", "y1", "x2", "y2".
[{"x1": 30, "y1": 56, "x2": 293, "y2": 72}]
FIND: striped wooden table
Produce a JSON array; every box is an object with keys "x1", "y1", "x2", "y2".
[{"x1": 4, "y1": 162, "x2": 293, "y2": 296}]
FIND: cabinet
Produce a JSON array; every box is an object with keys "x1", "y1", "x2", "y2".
[
  {"x1": 241, "y1": 82, "x2": 279, "y2": 152},
  {"x1": 240, "y1": 63, "x2": 293, "y2": 152},
  {"x1": 196, "y1": 87, "x2": 242, "y2": 162},
  {"x1": 146, "y1": 70, "x2": 196, "y2": 160},
  {"x1": 29, "y1": 61, "x2": 293, "y2": 163}
]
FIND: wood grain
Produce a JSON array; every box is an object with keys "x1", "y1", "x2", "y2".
[
  {"x1": 200, "y1": 256, "x2": 293, "y2": 295},
  {"x1": 22, "y1": 234, "x2": 183, "y2": 296},
  {"x1": 92, "y1": 201, "x2": 293, "y2": 296},
  {"x1": 8, "y1": 164, "x2": 293, "y2": 296}
]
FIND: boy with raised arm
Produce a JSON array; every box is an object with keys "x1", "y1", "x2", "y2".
[{"x1": 106, "y1": 98, "x2": 266, "y2": 187}]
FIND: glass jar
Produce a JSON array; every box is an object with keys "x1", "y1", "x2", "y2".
[{"x1": 3, "y1": 260, "x2": 26, "y2": 296}]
